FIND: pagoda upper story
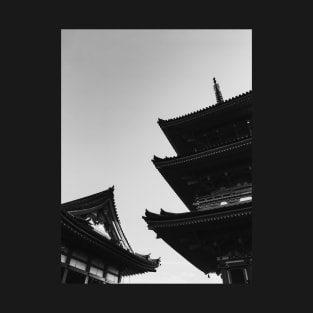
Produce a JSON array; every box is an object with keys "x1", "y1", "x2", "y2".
[
  {"x1": 153, "y1": 79, "x2": 252, "y2": 212},
  {"x1": 157, "y1": 79, "x2": 252, "y2": 157}
]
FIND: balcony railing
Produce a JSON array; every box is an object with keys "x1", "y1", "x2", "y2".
[{"x1": 194, "y1": 184, "x2": 252, "y2": 211}]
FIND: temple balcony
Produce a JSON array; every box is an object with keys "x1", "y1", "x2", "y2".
[{"x1": 194, "y1": 184, "x2": 252, "y2": 211}]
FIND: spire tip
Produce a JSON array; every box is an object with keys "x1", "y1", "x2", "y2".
[{"x1": 213, "y1": 77, "x2": 224, "y2": 104}]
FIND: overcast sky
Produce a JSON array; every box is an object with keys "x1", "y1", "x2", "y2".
[{"x1": 61, "y1": 29, "x2": 252, "y2": 283}]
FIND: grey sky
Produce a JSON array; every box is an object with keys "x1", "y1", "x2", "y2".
[{"x1": 61, "y1": 29, "x2": 252, "y2": 283}]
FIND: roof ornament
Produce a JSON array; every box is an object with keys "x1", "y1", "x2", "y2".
[{"x1": 213, "y1": 77, "x2": 224, "y2": 104}]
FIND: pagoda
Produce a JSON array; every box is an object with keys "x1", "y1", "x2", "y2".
[
  {"x1": 143, "y1": 78, "x2": 252, "y2": 284},
  {"x1": 61, "y1": 186, "x2": 160, "y2": 284}
]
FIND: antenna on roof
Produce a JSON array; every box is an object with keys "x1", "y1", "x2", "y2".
[{"x1": 213, "y1": 77, "x2": 224, "y2": 104}]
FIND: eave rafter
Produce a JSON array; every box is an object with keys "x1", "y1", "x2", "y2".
[{"x1": 153, "y1": 137, "x2": 251, "y2": 169}]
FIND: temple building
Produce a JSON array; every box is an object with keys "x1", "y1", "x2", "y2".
[
  {"x1": 143, "y1": 78, "x2": 252, "y2": 284},
  {"x1": 61, "y1": 186, "x2": 160, "y2": 284}
]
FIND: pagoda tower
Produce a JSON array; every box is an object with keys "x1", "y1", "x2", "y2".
[{"x1": 143, "y1": 79, "x2": 252, "y2": 284}]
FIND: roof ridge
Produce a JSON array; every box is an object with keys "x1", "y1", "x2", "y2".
[
  {"x1": 61, "y1": 186, "x2": 113, "y2": 207},
  {"x1": 107, "y1": 187, "x2": 135, "y2": 253}
]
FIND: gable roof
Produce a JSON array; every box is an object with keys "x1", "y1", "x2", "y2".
[
  {"x1": 62, "y1": 186, "x2": 116, "y2": 218},
  {"x1": 61, "y1": 186, "x2": 134, "y2": 252}
]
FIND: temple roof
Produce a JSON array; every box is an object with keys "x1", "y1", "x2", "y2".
[
  {"x1": 61, "y1": 210, "x2": 160, "y2": 275},
  {"x1": 62, "y1": 186, "x2": 133, "y2": 251},
  {"x1": 61, "y1": 187, "x2": 161, "y2": 276},
  {"x1": 158, "y1": 90, "x2": 252, "y2": 128}
]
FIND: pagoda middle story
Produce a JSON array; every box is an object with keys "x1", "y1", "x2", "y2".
[{"x1": 143, "y1": 79, "x2": 252, "y2": 284}]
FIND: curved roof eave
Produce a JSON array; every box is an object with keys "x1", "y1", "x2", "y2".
[
  {"x1": 152, "y1": 137, "x2": 252, "y2": 169},
  {"x1": 143, "y1": 203, "x2": 252, "y2": 229}
]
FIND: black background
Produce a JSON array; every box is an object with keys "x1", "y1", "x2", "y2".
[{"x1": 5, "y1": 2, "x2": 308, "y2": 312}]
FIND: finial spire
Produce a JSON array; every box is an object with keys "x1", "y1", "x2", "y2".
[{"x1": 213, "y1": 77, "x2": 224, "y2": 104}]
